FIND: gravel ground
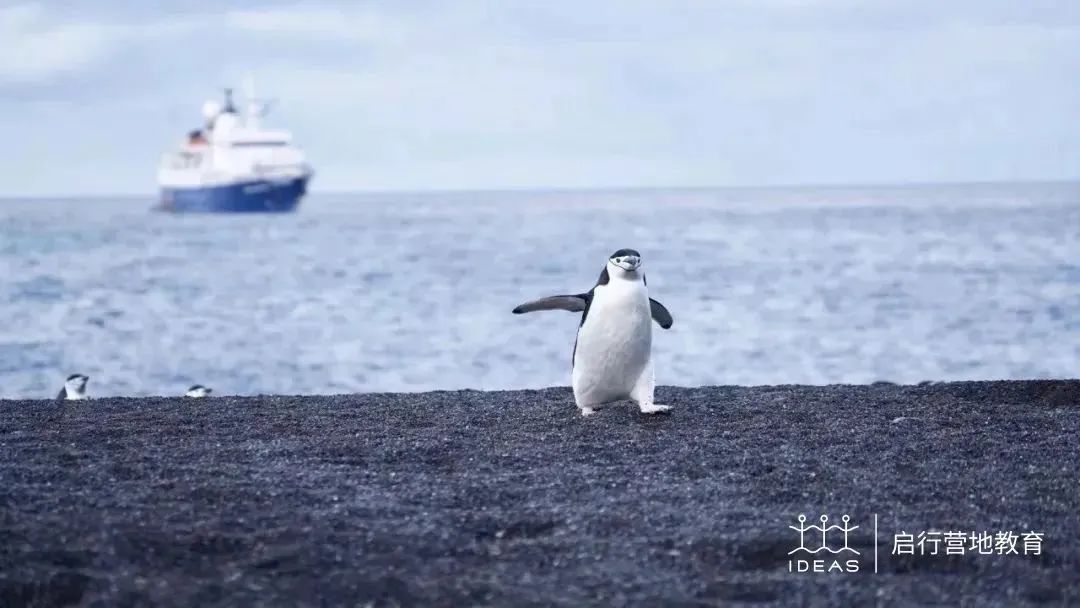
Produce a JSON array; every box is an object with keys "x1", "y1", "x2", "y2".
[{"x1": 1, "y1": 380, "x2": 1078, "y2": 607}]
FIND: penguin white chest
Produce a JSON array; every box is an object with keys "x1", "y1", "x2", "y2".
[{"x1": 572, "y1": 280, "x2": 652, "y2": 401}]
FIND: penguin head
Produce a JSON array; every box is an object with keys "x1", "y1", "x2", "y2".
[
  {"x1": 607, "y1": 248, "x2": 642, "y2": 275},
  {"x1": 186, "y1": 384, "x2": 212, "y2": 398},
  {"x1": 65, "y1": 373, "x2": 89, "y2": 394}
]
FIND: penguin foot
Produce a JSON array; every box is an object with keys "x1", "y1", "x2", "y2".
[
  {"x1": 579, "y1": 406, "x2": 598, "y2": 417},
  {"x1": 638, "y1": 403, "x2": 671, "y2": 414}
]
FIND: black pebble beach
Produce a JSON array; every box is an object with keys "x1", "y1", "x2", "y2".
[{"x1": 2, "y1": 380, "x2": 1078, "y2": 606}]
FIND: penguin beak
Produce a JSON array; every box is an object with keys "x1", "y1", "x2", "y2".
[{"x1": 612, "y1": 255, "x2": 641, "y2": 271}]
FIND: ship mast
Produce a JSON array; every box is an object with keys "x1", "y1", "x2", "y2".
[
  {"x1": 222, "y1": 88, "x2": 237, "y2": 114},
  {"x1": 243, "y1": 75, "x2": 263, "y2": 131}
]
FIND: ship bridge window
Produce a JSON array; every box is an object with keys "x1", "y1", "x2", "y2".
[{"x1": 232, "y1": 141, "x2": 288, "y2": 147}]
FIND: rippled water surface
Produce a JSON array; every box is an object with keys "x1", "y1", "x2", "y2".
[{"x1": 1, "y1": 183, "x2": 1078, "y2": 398}]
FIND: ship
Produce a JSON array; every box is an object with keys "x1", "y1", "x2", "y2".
[{"x1": 157, "y1": 84, "x2": 313, "y2": 212}]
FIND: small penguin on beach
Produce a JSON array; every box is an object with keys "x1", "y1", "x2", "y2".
[
  {"x1": 185, "y1": 384, "x2": 212, "y2": 398},
  {"x1": 57, "y1": 374, "x2": 90, "y2": 402},
  {"x1": 513, "y1": 248, "x2": 674, "y2": 417}
]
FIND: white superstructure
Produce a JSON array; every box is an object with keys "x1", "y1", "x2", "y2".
[{"x1": 158, "y1": 83, "x2": 312, "y2": 190}]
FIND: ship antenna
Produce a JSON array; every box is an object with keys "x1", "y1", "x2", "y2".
[
  {"x1": 223, "y1": 88, "x2": 236, "y2": 113},
  {"x1": 242, "y1": 74, "x2": 263, "y2": 129}
]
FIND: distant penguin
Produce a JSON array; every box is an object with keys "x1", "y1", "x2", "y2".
[
  {"x1": 185, "y1": 385, "x2": 212, "y2": 398},
  {"x1": 513, "y1": 248, "x2": 674, "y2": 416},
  {"x1": 57, "y1": 374, "x2": 90, "y2": 402}
]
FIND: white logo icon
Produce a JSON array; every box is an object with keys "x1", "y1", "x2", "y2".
[{"x1": 789, "y1": 514, "x2": 861, "y2": 556}]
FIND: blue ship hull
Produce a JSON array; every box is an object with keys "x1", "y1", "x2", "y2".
[{"x1": 159, "y1": 176, "x2": 309, "y2": 213}]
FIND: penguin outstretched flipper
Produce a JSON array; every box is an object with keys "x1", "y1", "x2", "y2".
[
  {"x1": 512, "y1": 295, "x2": 588, "y2": 314},
  {"x1": 649, "y1": 298, "x2": 673, "y2": 329}
]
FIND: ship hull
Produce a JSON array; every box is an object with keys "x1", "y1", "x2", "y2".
[{"x1": 158, "y1": 175, "x2": 309, "y2": 213}]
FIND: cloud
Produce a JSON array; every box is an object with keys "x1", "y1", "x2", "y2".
[
  {"x1": 223, "y1": 5, "x2": 399, "y2": 43},
  {"x1": 0, "y1": 3, "x2": 116, "y2": 84},
  {"x1": 0, "y1": 1, "x2": 1079, "y2": 194},
  {"x1": 0, "y1": 3, "x2": 203, "y2": 86}
]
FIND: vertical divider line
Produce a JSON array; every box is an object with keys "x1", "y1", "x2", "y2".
[{"x1": 874, "y1": 513, "x2": 879, "y2": 574}]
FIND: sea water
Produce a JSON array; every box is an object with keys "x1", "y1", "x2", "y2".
[{"x1": 1, "y1": 183, "x2": 1077, "y2": 398}]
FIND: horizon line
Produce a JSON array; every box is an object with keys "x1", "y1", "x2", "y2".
[{"x1": 1, "y1": 177, "x2": 1078, "y2": 201}]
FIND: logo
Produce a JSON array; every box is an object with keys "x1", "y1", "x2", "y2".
[
  {"x1": 788, "y1": 514, "x2": 862, "y2": 573},
  {"x1": 785, "y1": 513, "x2": 1044, "y2": 574}
]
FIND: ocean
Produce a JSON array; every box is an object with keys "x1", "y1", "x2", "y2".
[{"x1": 1, "y1": 182, "x2": 1077, "y2": 399}]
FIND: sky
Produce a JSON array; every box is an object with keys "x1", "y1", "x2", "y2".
[{"x1": 1, "y1": 0, "x2": 1079, "y2": 196}]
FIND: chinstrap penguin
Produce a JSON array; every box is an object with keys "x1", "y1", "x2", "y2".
[
  {"x1": 57, "y1": 374, "x2": 90, "y2": 402},
  {"x1": 185, "y1": 384, "x2": 212, "y2": 398},
  {"x1": 513, "y1": 248, "x2": 674, "y2": 417}
]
